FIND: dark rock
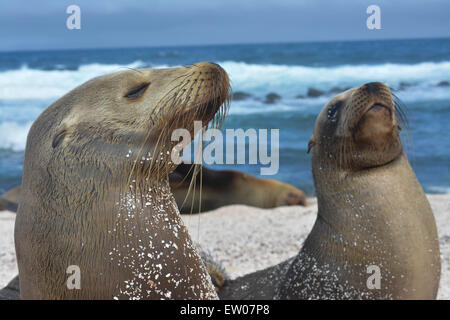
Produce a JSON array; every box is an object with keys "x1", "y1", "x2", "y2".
[
  {"x1": 329, "y1": 86, "x2": 350, "y2": 94},
  {"x1": 0, "y1": 275, "x2": 20, "y2": 300},
  {"x1": 232, "y1": 91, "x2": 252, "y2": 101},
  {"x1": 437, "y1": 81, "x2": 450, "y2": 87},
  {"x1": 264, "y1": 92, "x2": 281, "y2": 104},
  {"x1": 329, "y1": 87, "x2": 343, "y2": 93},
  {"x1": 307, "y1": 88, "x2": 324, "y2": 98},
  {"x1": 398, "y1": 82, "x2": 412, "y2": 90}
]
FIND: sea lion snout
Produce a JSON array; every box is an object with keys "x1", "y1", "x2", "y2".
[
  {"x1": 352, "y1": 82, "x2": 394, "y2": 120},
  {"x1": 350, "y1": 83, "x2": 400, "y2": 151},
  {"x1": 166, "y1": 62, "x2": 230, "y2": 132},
  {"x1": 191, "y1": 62, "x2": 229, "y2": 85},
  {"x1": 353, "y1": 103, "x2": 394, "y2": 145}
]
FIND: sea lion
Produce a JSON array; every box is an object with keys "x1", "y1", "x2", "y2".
[
  {"x1": 169, "y1": 163, "x2": 307, "y2": 213},
  {"x1": 219, "y1": 82, "x2": 441, "y2": 300},
  {"x1": 14, "y1": 62, "x2": 231, "y2": 299}
]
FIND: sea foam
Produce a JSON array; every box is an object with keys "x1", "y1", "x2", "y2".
[
  {"x1": 0, "y1": 60, "x2": 449, "y2": 101},
  {"x1": 0, "y1": 60, "x2": 449, "y2": 152}
]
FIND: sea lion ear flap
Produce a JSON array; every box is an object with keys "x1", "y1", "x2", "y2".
[
  {"x1": 52, "y1": 126, "x2": 67, "y2": 148},
  {"x1": 307, "y1": 137, "x2": 316, "y2": 154}
]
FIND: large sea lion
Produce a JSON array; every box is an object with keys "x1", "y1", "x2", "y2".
[
  {"x1": 14, "y1": 62, "x2": 231, "y2": 299},
  {"x1": 219, "y1": 82, "x2": 441, "y2": 299},
  {"x1": 169, "y1": 163, "x2": 307, "y2": 213}
]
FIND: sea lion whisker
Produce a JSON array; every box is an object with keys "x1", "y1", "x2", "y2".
[
  {"x1": 158, "y1": 73, "x2": 192, "y2": 102},
  {"x1": 188, "y1": 165, "x2": 199, "y2": 215},
  {"x1": 178, "y1": 164, "x2": 198, "y2": 209},
  {"x1": 391, "y1": 92, "x2": 409, "y2": 127},
  {"x1": 150, "y1": 73, "x2": 194, "y2": 119},
  {"x1": 119, "y1": 66, "x2": 144, "y2": 74},
  {"x1": 391, "y1": 92, "x2": 413, "y2": 159},
  {"x1": 197, "y1": 162, "x2": 203, "y2": 241},
  {"x1": 199, "y1": 151, "x2": 204, "y2": 217},
  {"x1": 140, "y1": 77, "x2": 199, "y2": 181}
]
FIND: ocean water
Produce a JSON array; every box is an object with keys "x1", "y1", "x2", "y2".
[{"x1": 0, "y1": 38, "x2": 449, "y2": 195}]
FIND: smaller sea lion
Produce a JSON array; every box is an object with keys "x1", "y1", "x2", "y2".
[
  {"x1": 219, "y1": 82, "x2": 441, "y2": 300},
  {"x1": 169, "y1": 163, "x2": 307, "y2": 213}
]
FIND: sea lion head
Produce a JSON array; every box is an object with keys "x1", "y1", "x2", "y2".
[
  {"x1": 44, "y1": 62, "x2": 230, "y2": 186},
  {"x1": 308, "y1": 82, "x2": 405, "y2": 171}
]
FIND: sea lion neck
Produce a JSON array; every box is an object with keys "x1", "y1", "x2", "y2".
[
  {"x1": 313, "y1": 152, "x2": 407, "y2": 228},
  {"x1": 299, "y1": 151, "x2": 440, "y2": 299}
]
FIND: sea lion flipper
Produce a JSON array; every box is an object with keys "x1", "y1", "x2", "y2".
[{"x1": 196, "y1": 245, "x2": 228, "y2": 292}]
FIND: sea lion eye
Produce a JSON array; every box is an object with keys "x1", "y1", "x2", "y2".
[
  {"x1": 327, "y1": 101, "x2": 342, "y2": 123},
  {"x1": 125, "y1": 82, "x2": 151, "y2": 99}
]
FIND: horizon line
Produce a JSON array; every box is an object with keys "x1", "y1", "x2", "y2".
[{"x1": 1, "y1": 35, "x2": 449, "y2": 54}]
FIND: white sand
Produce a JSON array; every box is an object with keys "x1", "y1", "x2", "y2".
[
  {"x1": 0, "y1": 211, "x2": 17, "y2": 288},
  {"x1": 1, "y1": 194, "x2": 449, "y2": 299}
]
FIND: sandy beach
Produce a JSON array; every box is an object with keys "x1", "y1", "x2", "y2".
[{"x1": 1, "y1": 194, "x2": 449, "y2": 299}]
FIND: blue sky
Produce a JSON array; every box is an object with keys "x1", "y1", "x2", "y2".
[{"x1": 0, "y1": 0, "x2": 449, "y2": 51}]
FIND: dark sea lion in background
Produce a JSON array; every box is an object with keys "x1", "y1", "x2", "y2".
[
  {"x1": 220, "y1": 82, "x2": 441, "y2": 300},
  {"x1": 14, "y1": 62, "x2": 230, "y2": 299},
  {"x1": 0, "y1": 186, "x2": 21, "y2": 212},
  {"x1": 169, "y1": 163, "x2": 307, "y2": 213},
  {"x1": 0, "y1": 164, "x2": 307, "y2": 215}
]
